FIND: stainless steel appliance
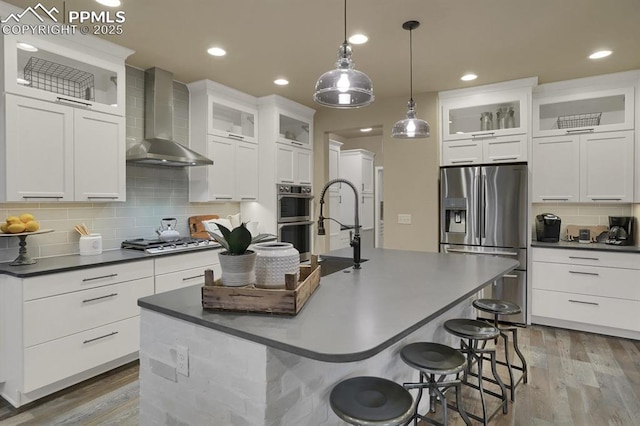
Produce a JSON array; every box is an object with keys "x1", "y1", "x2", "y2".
[
  {"x1": 121, "y1": 237, "x2": 216, "y2": 254},
  {"x1": 535, "y1": 213, "x2": 561, "y2": 242},
  {"x1": 277, "y1": 184, "x2": 313, "y2": 261},
  {"x1": 440, "y1": 164, "x2": 528, "y2": 324},
  {"x1": 606, "y1": 216, "x2": 634, "y2": 246}
]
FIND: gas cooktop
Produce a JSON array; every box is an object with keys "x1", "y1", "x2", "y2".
[{"x1": 121, "y1": 238, "x2": 219, "y2": 254}]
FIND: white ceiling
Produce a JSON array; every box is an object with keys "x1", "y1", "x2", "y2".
[{"x1": 4, "y1": 0, "x2": 640, "y2": 110}]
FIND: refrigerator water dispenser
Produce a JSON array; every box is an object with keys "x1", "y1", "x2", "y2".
[{"x1": 443, "y1": 198, "x2": 467, "y2": 234}]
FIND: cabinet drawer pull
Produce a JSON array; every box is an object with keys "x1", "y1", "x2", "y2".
[
  {"x1": 83, "y1": 331, "x2": 118, "y2": 344},
  {"x1": 591, "y1": 198, "x2": 622, "y2": 201},
  {"x1": 565, "y1": 128, "x2": 594, "y2": 134},
  {"x1": 502, "y1": 274, "x2": 519, "y2": 279},
  {"x1": 568, "y1": 256, "x2": 599, "y2": 261},
  {"x1": 471, "y1": 132, "x2": 495, "y2": 138},
  {"x1": 82, "y1": 293, "x2": 118, "y2": 303},
  {"x1": 56, "y1": 96, "x2": 92, "y2": 108},
  {"x1": 22, "y1": 196, "x2": 63, "y2": 199},
  {"x1": 451, "y1": 159, "x2": 474, "y2": 164},
  {"x1": 569, "y1": 270, "x2": 599, "y2": 276},
  {"x1": 182, "y1": 274, "x2": 205, "y2": 281},
  {"x1": 291, "y1": 141, "x2": 303, "y2": 146},
  {"x1": 214, "y1": 197, "x2": 233, "y2": 200},
  {"x1": 227, "y1": 133, "x2": 245, "y2": 140},
  {"x1": 82, "y1": 273, "x2": 118, "y2": 282},
  {"x1": 568, "y1": 299, "x2": 599, "y2": 306}
]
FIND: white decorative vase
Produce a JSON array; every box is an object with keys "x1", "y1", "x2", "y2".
[
  {"x1": 219, "y1": 251, "x2": 256, "y2": 287},
  {"x1": 253, "y1": 242, "x2": 300, "y2": 289}
]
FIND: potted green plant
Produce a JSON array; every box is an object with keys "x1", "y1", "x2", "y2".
[{"x1": 208, "y1": 223, "x2": 272, "y2": 287}]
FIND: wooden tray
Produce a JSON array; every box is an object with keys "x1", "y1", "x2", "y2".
[{"x1": 201, "y1": 257, "x2": 320, "y2": 315}]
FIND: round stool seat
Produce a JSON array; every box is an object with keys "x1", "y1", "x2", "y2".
[
  {"x1": 330, "y1": 376, "x2": 414, "y2": 425},
  {"x1": 444, "y1": 318, "x2": 500, "y2": 340},
  {"x1": 473, "y1": 298, "x2": 522, "y2": 316},
  {"x1": 401, "y1": 342, "x2": 467, "y2": 375}
]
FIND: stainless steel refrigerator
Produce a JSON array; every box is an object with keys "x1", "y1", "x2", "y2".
[{"x1": 440, "y1": 164, "x2": 528, "y2": 324}]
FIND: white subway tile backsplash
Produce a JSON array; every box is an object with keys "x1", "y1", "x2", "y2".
[{"x1": 0, "y1": 66, "x2": 241, "y2": 263}]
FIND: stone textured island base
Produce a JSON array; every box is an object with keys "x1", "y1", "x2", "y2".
[{"x1": 139, "y1": 300, "x2": 474, "y2": 426}]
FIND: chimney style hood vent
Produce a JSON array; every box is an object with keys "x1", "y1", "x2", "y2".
[{"x1": 126, "y1": 67, "x2": 213, "y2": 167}]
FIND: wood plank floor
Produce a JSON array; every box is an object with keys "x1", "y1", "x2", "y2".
[{"x1": 1, "y1": 325, "x2": 639, "y2": 425}]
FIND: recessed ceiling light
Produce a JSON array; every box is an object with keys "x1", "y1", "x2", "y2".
[
  {"x1": 17, "y1": 78, "x2": 30, "y2": 85},
  {"x1": 589, "y1": 50, "x2": 612, "y2": 59},
  {"x1": 461, "y1": 73, "x2": 477, "y2": 81},
  {"x1": 95, "y1": 0, "x2": 121, "y2": 7},
  {"x1": 349, "y1": 34, "x2": 368, "y2": 44},
  {"x1": 360, "y1": 127, "x2": 373, "y2": 132},
  {"x1": 17, "y1": 42, "x2": 38, "y2": 52},
  {"x1": 207, "y1": 47, "x2": 226, "y2": 57},
  {"x1": 274, "y1": 79, "x2": 289, "y2": 86}
]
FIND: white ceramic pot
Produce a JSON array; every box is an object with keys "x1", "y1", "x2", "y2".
[
  {"x1": 253, "y1": 242, "x2": 300, "y2": 289},
  {"x1": 219, "y1": 251, "x2": 256, "y2": 287}
]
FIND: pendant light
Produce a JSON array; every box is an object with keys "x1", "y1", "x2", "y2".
[
  {"x1": 313, "y1": 0, "x2": 374, "y2": 108},
  {"x1": 391, "y1": 21, "x2": 430, "y2": 139}
]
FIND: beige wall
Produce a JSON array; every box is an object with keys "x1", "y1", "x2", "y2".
[{"x1": 313, "y1": 92, "x2": 439, "y2": 253}]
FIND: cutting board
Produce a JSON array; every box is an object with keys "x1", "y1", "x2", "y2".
[
  {"x1": 188, "y1": 215, "x2": 219, "y2": 239},
  {"x1": 565, "y1": 225, "x2": 609, "y2": 242}
]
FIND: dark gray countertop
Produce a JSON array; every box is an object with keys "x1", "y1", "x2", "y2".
[
  {"x1": 531, "y1": 240, "x2": 640, "y2": 254},
  {"x1": 137, "y1": 247, "x2": 519, "y2": 362},
  {"x1": 0, "y1": 245, "x2": 224, "y2": 278}
]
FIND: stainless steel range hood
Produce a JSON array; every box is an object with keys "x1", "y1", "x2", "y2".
[{"x1": 126, "y1": 67, "x2": 213, "y2": 167}]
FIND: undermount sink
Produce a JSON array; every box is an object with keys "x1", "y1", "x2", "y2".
[{"x1": 318, "y1": 256, "x2": 369, "y2": 277}]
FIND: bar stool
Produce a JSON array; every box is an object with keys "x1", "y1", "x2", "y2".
[
  {"x1": 473, "y1": 298, "x2": 529, "y2": 401},
  {"x1": 400, "y1": 342, "x2": 471, "y2": 426},
  {"x1": 444, "y1": 318, "x2": 508, "y2": 426},
  {"x1": 330, "y1": 376, "x2": 414, "y2": 426}
]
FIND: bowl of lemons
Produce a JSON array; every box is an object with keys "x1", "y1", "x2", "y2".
[{"x1": 1, "y1": 213, "x2": 40, "y2": 234}]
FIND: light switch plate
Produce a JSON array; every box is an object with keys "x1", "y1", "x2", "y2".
[
  {"x1": 398, "y1": 214, "x2": 412, "y2": 225},
  {"x1": 177, "y1": 345, "x2": 189, "y2": 377}
]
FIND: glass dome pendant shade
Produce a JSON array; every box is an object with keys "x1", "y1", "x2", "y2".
[
  {"x1": 392, "y1": 20, "x2": 430, "y2": 139},
  {"x1": 313, "y1": 0, "x2": 374, "y2": 108}
]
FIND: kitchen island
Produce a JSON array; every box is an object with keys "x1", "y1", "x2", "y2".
[{"x1": 137, "y1": 247, "x2": 519, "y2": 425}]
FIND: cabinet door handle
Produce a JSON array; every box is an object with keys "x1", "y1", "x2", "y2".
[
  {"x1": 182, "y1": 274, "x2": 205, "y2": 281},
  {"x1": 502, "y1": 274, "x2": 519, "y2": 279},
  {"x1": 591, "y1": 198, "x2": 622, "y2": 201},
  {"x1": 542, "y1": 198, "x2": 569, "y2": 201},
  {"x1": 568, "y1": 299, "x2": 599, "y2": 306},
  {"x1": 227, "y1": 133, "x2": 244, "y2": 140},
  {"x1": 82, "y1": 273, "x2": 118, "y2": 282},
  {"x1": 281, "y1": 180, "x2": 294, "y2": 184},
  {"x1": 82, "y1": 293, "x2": 118, "y2": 303},
  {"x1": 565, "y1": 128, "x2": 594, "y2": 134},
  {"x1": 569, "y1": 270, "x2": 599, "y2": 276},
  {"x1": 87, "y1": 196, "x2": 119, "y2": 199},
  {"x1": 56, "y1": 96, "x2": 92, "y2": 108},
  {"x1": 492, "y1": 156, "x2": 518, "y2": 161},
  {"x1": 291, "y1": 141, "x2": 303, "y2": 146},
  {"x1": 339, "y1": 195, "x2": 342, "y2": 203},
  {"x1": 83, "y1": 331, "x2": 118, "y2": 344},
  {"x1": 241, "y1": 197, "x2": 257, "y2": 201},
  {"x1": 22, "y1": 196, "x2": 63, "y2": 199},
  {"x1": 471, "y1": 132, "x2": 495, "y2": 138},
  {"x1": 568, "y1": 256, "x2": 599, "y2": 261},
  {"x1": 214, "y1": 196, "x2": 233, "y2": 200},
  {"x1": 451, "y1": 159, "x2": 474, "y2": 164}
]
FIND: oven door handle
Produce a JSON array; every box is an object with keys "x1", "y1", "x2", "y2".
[
  {"x1": 278, "y1": 194, "x2": 314, "y2": 200},
  {"x1": 278, "y1": 220, "x2": 315, "y2": 229}
]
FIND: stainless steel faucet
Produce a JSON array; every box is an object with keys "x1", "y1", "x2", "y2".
[{"x1": 318, "y1": 178, "x2": 361, "y2": 269}]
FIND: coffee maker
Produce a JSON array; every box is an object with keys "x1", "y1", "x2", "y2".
[{"x1": 605, "y1": 216, "x2": 634, "y2": 246}]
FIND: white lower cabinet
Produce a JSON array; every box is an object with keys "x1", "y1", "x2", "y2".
[
  {"x1": 154, "y1": 249, "x2": 222, "y2": 293},
  {"x1": 531, "y1": 248, "x2": 640, "y2": 336},
  {"x1": 2, "y1": 94, "x2": 125, "y2": 202},
  {"x1": 0, "y1": 259, "x2": 154, "y2": 407}
]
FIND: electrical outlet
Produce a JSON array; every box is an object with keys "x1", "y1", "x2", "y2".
[
  {"x1": 177, "y1": 345, "x2": 189, "y2": 377},
  {"x1": 398, "y1": 214, "x2": 412, "y2": 225}
]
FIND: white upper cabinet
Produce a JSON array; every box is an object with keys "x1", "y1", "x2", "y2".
[
  {"x1": 2, "y1": 34, "x2": 128, "y2": 117},
  {"x1": 275, "y1": 144, "x2": 312, "y2": 185},
  {"x1": 188, "y1": 80, "x2": 259, "y2": 202},
  {"x1": 532, "y1": 135, "x2": 580, "y2": 202},
  {"x1": 533, "y1": 87, "x2": 635, "y2": 138},
  {"x1": 439, "y1": 78, "x2": 536, "y2": 166},
  {"x1": 258, "y1": 95, "x2": 315, "y2": 150}
]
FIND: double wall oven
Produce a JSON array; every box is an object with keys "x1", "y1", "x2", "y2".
[{"x1": 277, "y1": 184, "x2": 313, "y2": 261}]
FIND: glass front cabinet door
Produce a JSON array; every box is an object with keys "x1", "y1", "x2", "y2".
[{"x1": 442, "y1": 88, "x2": 529, "y2": 141}]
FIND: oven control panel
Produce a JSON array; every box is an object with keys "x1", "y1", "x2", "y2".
[{"x1": 278, "y1": 184, "x2": 312, "y2": 195}]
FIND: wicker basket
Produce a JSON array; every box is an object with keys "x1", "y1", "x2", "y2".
[{"x1": 556, "y1": 112, "x2": 602, "y2": 129}]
